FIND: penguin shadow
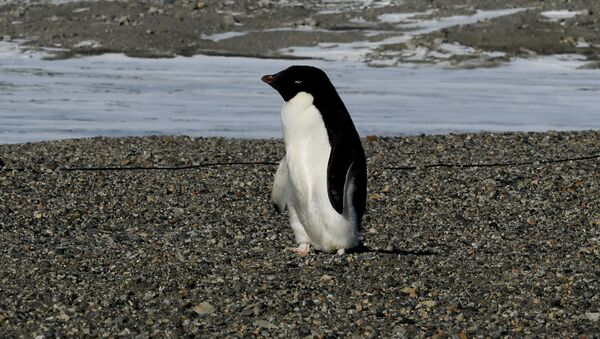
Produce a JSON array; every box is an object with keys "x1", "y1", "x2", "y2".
[{"x1": 347, "y1": 244, "x2": 438, "y2": 256}]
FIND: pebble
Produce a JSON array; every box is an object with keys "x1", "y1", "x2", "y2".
[
  {"x1": 192, "y1": 302, "x2": 215, "y2": 315},
  {"x1": 585, "y1": 312, "x2": 599, "y2": 321},
  {"x1": 148, "y1": 7, "x2": 163, "y2": 15},
  {"x1": 253, "y1": 320, "x2": 277, "y2": 329},
  {"x1": 258, "y1": 0, "x2": 271, "y2": 7},
  {"x1": 118, "y1": 16, "x2": 130, "y2": 26},
  {"x1": 223, "y1": 14, "x2": 236, "y2": 26},
  {"x1": 194, "y1": 1, "x2": 207, "y2": 10}
]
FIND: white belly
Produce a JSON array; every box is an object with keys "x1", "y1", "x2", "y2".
[{"x1": 281, "y1": 92, "x2": 358, "y2": 252}]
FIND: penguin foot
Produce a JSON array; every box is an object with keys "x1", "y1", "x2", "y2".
[
  {"x1": 337, "y1": 248, "x2": 345, "y2": 255},
  {"x1": 286, "y1": 243, "x2": 310, "y2": 256}
]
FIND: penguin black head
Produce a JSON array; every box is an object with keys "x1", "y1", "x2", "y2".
[{"x1": 262, "y1": 65, "x2": 333, "y2": 102}]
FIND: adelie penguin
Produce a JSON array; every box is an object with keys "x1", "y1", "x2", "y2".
[{"x1": 262, "y1": 66, "x2": 367, "y2": 256}]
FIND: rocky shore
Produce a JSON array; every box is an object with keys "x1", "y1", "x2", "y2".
[
  {"x1": 1, "y1": 131, "x2": 599, "y2": 337},
  {"x1": 1, "y1": 0, "x2": 599, "y2": 67}
]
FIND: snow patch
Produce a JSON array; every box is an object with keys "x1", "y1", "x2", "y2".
[
  {"x1": 540, "y1": 10, "x2": 583, "y2": 21},
  {"x1": 201, "y1": 31, "x2": 248, "y2": 42},
  {"x1": 378, "y1": 11, "x2": 436, "y2": 23},
  {"x1": 283, "y1": 8, "x2": 529, "y2": 62}
]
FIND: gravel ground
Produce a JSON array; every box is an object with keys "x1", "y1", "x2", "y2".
[
  {"x1": 1, "y1": 131, "x2": 599, "y2": 337},
  {"x1": 1, "y1": 0, "x2": 599, "y2": 66}
]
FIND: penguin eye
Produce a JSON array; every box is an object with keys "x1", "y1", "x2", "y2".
[{"x1": 294, "y1": 80, "x2": 302, "y2": 84}]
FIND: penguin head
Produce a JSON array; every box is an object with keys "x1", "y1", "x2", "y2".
[{"x1": 262, "y1": 65, "x2": 332, "y2": 102}]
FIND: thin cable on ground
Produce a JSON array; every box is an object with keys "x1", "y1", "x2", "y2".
[
  {"x1": 60, "y1": 161, "x2": 280, "y2": 172},
  {"x1": 386, "y1": 154, "x2": 600, "y2": 170},
  {"x1": 0, "y1": 154, "x2": 598, "y2": 173}
]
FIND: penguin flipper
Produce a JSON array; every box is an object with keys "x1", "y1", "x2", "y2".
[
  {"x1": 271, "y1": 155, "x2": 289, "y2": 213},
  {"x1": 327, "y1": 143, "x2": 366, "y2": 221},
  {"x1": 327, "y1": 143, "x2": 353, "y2": 215}
]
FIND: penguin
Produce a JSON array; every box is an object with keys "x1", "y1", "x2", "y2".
[{"x1": 262, "y1": 65, "x2": 367, "y2": 255}]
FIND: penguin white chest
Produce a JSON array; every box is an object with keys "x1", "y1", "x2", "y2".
[
  {"x1": 279, "y1": 92, "x2": 357, "y2": 252},
  {"x1": 281, "y1": 92, "x2": 331, "y2": 201}
]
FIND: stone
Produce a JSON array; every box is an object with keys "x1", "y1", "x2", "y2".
[
  {"x1": 223, "y1": 14, "x2": 236, "y2": 26},
  {"x1": 585, "y1": 312, "x2": 599, "y2": 321},
  {"x1": 195, "y1": 1, "x2": 207, "y2": 10},
  {"x1": 118, "y1": 16, "x2": 130, "y2": 26},
  {"x1": 193, "y1": 302, "x2": 215, "y2": 315},
  {"x1": 258, "y1": 0, "x2": 271, "y2": 7},
  {"x1": 253, "y1": 320, "x2": 277, "y2": 329}
]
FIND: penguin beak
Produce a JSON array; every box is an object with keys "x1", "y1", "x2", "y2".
[{"x1": 261, "y1": 74, "x2": 276, "y2": 86}]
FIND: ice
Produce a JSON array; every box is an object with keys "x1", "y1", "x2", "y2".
[
  {"x1": 540, "y1": 10, "x2": 583, "y2": 21},
  {"x1": 397, "y1": 8, "x2": 528, "y2": 32},
  {"x1": 200, "y1": 31, "x2": 248, "y2": 42},
  {"x1": 377, "y1": 11, "x2": 436, "y2": 23},
  {"x1": 284, "y1": 8, "x2": 528, "y2": 62},
  {"x1": 1, "y1": 46, "x2": 599, "y2": 144}
]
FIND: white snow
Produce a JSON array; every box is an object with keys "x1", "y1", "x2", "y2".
[
  {"x1": 283, "y1": 8, "x2": 528, "y2": 62},
  {"x1": 540, "y1": 10, "x2": 583, "y2": 21},
  {"x1": 0, "y1": 45, "x2": 599, "y2": 144},
  {"x1": 377, "y1": 11, "x2": 436, "y2": 23},
  {"x1": 200, "y1": 31, "x2": 248, "y2": 42}
]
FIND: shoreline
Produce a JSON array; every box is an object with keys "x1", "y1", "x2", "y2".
[
  {"x1": 1, "y1": 0, "x2": 599, "y2": 68},
  {"x1": 1, "y1": 130, "x2": 599, "y2": 336},
  {"x1": 1, "y1": 51, "x2": 599, "y2": 145}
]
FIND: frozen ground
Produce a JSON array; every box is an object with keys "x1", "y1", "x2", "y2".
[
  {"x1": 284, "y1": 8, "x2": 527, "y2": 62},
  {"x1": 1, "y1": 42, "x2": 599, "y2": 144}
]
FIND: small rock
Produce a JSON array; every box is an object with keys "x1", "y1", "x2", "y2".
[
  {"x1": 194, "y1": 1, "x2": 207, "y2": 10},
  {"x1": 320, "y1": 274, "x2": 333, "y2": 281},
  {"x1": 585, "y1": 312, "x2": 599, "y2": 321},
  {"x1": 405, "y1": 39, "x2": 418, "y2": 50},
  {"x1": 223, "y1": 14, "x2": 236, "y2": 26},
  {"x1": 240, "y1": 308, "x2": 255, "y2": 316},
  {"x1": 253, "y1": 320, "x2": 277, "y2": 329},
  {"x1": 193, "y1": 302, "x2": 215, "y2": 315},
  {"x1": 118, "y1": 16, "x2": 130, "y2": 26},
  {"x1": 305, "y1": 17, "x2": 318, "y2": 27},
  {"x1": 148, "y1": 7, "x2": 163, "y2": 15},
  {"x1": 400, "y1": 287, "x2": 418, "y2": 298},
  {"x1": 57, "y1": 311, "x2": 70, "y2": 321},
  {"x1": 366, "y1": 135, "x2": 378, "y2": 141},
  {"x1": 118, "y1": 328, "x2": 131, "y2": 336},
  {"x1": 421, "y1": 300, "x2": 437, "y2": 308},
  {"x1": 241, "y1": 303, "x2": 263, "y2": 316},
  {"x1": 10, "y1": 8, "x2": 25, "y2": 17}
]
